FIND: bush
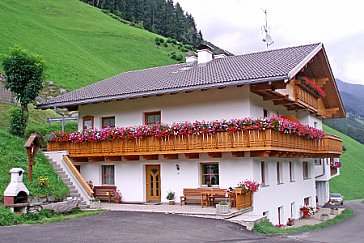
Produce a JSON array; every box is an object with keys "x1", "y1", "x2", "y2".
[
  {"x1": 174, "y1": 54, "x2": 184, "y2": 62},
  {"x1": 8, "y1": 106, "x2": 26, "y2": 136},
  {"x1": 167, "y1": 38, "x2": 177, "y2": 44},
  {"x1": 0, "y1": 206, "x2": 23, "y2": 226},
  {"x1": 163, "y1": 42, "x2": 168, "y2": 47},
  {"x1": 155, "y1": 37, "x2": 165, "y2": 46}
]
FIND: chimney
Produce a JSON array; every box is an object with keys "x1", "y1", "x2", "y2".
[
  {"x1": 197, "y1": 49, "x2": 213, "y2": 64},
  {"x1": 186, "y1": 51, "x2": 197, "y2": 63}
]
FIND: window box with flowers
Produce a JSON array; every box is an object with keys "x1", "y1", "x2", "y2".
[{"x1": 234, "y1": 180, "x2": 259, "y2": 210}]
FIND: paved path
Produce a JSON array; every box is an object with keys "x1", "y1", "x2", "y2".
[
  {"x1": 0, "y1": 200, "x2": 362, "y2": 243},
  {"x1": 290, "y1": 200, "x2": 364, "y2": 243},
  {"x1": 0, "y1": 211, "x2": 300, "y2": 243}
]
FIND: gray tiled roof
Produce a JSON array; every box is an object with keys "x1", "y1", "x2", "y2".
[{"x1": 39, "y1": 43, "x2": 321, "y2": 108}]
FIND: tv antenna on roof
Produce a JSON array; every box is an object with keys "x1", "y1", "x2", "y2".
[{"x1": 262, "y1": 9, "x2": 274, "y2": 49}]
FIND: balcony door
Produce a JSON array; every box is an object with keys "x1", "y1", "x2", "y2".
[{"x1": 146, "y1": 165, "x2": 161, "y2": 202}]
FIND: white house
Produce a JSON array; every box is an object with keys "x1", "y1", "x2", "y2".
[{"x1": 40, "y1": 43, "x2": 344, "y2": 225}]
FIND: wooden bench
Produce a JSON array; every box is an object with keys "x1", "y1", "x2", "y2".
[
  {"x1": 93, "y1": 185, "x2": 117, "y2": 203},
  {"x1": 180, "y1": 188, "x2": 233, "y2": 207}
]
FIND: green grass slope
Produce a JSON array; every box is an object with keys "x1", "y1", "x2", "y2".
[
  {"x1": 325, "y1": 125, "x2": 364, "y2": 200},
  {"x1": 0, "y1": 129, "x2": 68, "y2": 202},
  {"x1": 0, "y1": 0, "x2": 179, "y2": 91}
]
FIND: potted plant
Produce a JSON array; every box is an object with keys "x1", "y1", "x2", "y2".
[
  {"x1": 300, "y1": 205, "x2": 315, "y2": 218},
  {"x1": 112, "y1": 190, "x2": 122, "y2": 203},
  {"x1": 89, "y1": 197, "x2": 101, "y2": 209},
  {"x1": 166, "y1": 190, "x2": 175, "y2": 205},
  {"x1": 235, "y1": 179, "x2": 260, "y2": 194},
  {"x1": 287, "y1": 218, "x2": 295, "y2": 226},
  {"x1": 216, "y1": 201, "x2": 231, "y2": 214}
]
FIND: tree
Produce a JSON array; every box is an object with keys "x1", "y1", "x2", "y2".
[{"x1": 2, "y1": 46, "x2": 45, "y2": 135}]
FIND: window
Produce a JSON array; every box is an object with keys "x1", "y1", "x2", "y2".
[
  {"x1": 276, "y1": 161, "x2": 283, "y2": 184},
  {"x1": 102, "y1": 165, "x2": 115, "y2": 185},
  {"x1": 201, "y1": 163, "x2": 219, "y2": 187},
  {"x1": 83, "y1": 116, "x2": 94, "y2": 130},
  {"x1": 290, "y1": 202, "x2": 295, "y2": 218},
  {"x1": 261, "y1": 161, "x2": 266, "y2": 186},
  {"x1": 102, "y1": 116, "x2": 115, "y2": 129},
  {"x1": 145, "y1": 111, "x2": 161, "y2": 125},
  {"x1": 289, "y1": 161, "x2": 294, "y2": 182},
  {"x1": 314, "y1": 159, "x2": 322, "y2": 165},
  {"x1": 314, "y1": 121, "x2": 318, "y2": 128},
  {"x1": 263, "y1": 109, "x2": 268, "y2": 118},
  {"x1": 303, "y1": 161, "x2": 310, "y2": 179},
  {"x1": 278, "y1": 206, "x2": 283, "y2": 225},
  {"x1": 304, "y1": 197, "x2": 310, "y2": 206}
]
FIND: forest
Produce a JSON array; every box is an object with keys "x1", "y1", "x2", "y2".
[{"x1": 80, "y1": 0, "x2": 203, "y2": 46}]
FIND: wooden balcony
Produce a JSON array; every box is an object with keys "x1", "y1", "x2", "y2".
[
  {"x1": 295, "y1": 82, "x2": 319, "y2": 112},
  {"x1": 47, "y1": 129, "x2": 343, "y2": 160},
  {"x1": 250, "y1": 79, "x2": 321, "y2": 114}
]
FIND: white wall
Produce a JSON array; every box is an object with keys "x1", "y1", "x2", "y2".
[
  {"x1": 78, "y1": 86, "x2": 250, "y2": 130},
  {"x1": 252, "y1": 158, "x2": 316, "y2": 225},
  {"x1": 79, "y1": 154, "x2": 253, "y2": 203}
]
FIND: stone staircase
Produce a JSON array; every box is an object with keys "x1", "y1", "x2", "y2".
[{"x1": 45, "y1": 152, "x2": 89, "y2": 209}]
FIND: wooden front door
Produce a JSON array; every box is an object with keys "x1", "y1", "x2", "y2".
[{"x1": 146, "y1": 165, "x2": 161, "y2": 202}]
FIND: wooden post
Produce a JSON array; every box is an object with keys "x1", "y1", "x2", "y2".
[{"x1": 24, "y1": 133, "x2": 42, "y2": 181}]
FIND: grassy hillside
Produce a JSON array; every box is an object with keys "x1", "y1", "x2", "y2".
[
  {"x1": 0, "y1": 104, "x2": 70, "y2": 202},
  {"x1": 0, "y1": 0, "x2": 179, "y2": 91},
  {"x1": 0, "y1": 129, "x2": 68, "y2": 202},
  {"x1": 325, "y1": 125, "x2": 364, "y2": 200}
]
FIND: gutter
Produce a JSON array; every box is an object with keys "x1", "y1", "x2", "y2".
[{"x1": 38, "y1": 75, "x2": 288, "y2": 109}]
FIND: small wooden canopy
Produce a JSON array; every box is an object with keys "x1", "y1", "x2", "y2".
[{"x1": 25, "y1": 133, "x2": 42, "y2": 181}]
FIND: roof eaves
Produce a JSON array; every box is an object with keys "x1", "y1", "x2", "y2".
[
  {"x1": 287, "y1": 43, "x2": 322, "y2": 80},
  {"x1": 38, "y1": 75, "x2": 288, "y2": 109}
]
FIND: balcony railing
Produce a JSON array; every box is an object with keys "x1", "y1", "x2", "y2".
[
  {"x1": 47, "y1": 129, "x2": 343, "y2": 159},
  {"x1": 295, "y1": 83, "x2": 319, "y2": 111}
]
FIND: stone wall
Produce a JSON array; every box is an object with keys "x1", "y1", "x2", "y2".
[{"x1": 0, "y1": 80, "x2": 15, "y2": 104}]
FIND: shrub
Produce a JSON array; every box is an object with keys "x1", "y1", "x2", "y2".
[
  {"x1": 163, "y1": 42, "x2": 168, "y2": 47},
  {"x1": 174, "y1": 54, "x2": 184, "y2": 62},
  {"x1": 0, "y1": 206, "x2": 23, "y2": 226},
  {"x1": 8, "y1": 106, "x2": 26, "y2": 136}
]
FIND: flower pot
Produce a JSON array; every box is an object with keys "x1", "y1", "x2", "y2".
[
  {"x1": 169, "y1": 200, "x2": 175, "y2": 205},
  {"x1": 287, "y1": 221, "x2": 294, "y2": 226},
  {"x1": 114, "y1": 198, "x2": 121, "y2": 204}
]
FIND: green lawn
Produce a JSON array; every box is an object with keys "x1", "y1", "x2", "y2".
[
  {"x1": 0, "y1": 0, "x2": 179, "y2": 91},
  {"x1": 253, "y1": 209, "x2": 353, "y2": 234},
  {"x1": 325, "y1": 125, "x2": 364, "y2": 200}
]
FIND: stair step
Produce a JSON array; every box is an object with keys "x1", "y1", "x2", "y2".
[
  {"x1": 70, "y1": 193, "x2": 81, "y2": 197},
  {"x1": 69, "y1": 189, "x2": 78, "y2": 194},
  {"x1": 68, "y1": 185, "x2": 76, "y2": 190}
]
